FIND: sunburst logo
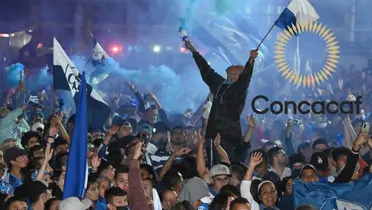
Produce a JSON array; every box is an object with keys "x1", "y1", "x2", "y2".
[{"x1": 274, "y1": 21, "x2": 340, "y2": 88}]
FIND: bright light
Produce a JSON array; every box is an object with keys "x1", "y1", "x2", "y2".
[
  {"x1": 153, "y1": 45, "x2": 161, "y2": 53},
  {"x1": 37, "y1": 43, "x2": 43, "y2": 48},
  {"x1": 0, "y1": 34, "x2": 9, "y2": 38},
  {"x1": 180, "y1": 47, "x2": 187, "y2": 53},
  {"x1": 112, "y1": 47, "x2": 119, "y2": 52}
]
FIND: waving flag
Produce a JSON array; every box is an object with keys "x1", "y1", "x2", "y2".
[
  {"x1": 63, "y1": 71, "x2": 88, "y2": 199},
  {"x1": 293, "y1": 174, "x2": 372, "y2": 209},
  {"x1": 275, "y1": 0, "x2": 319, "y2": 31},
  {"x1": 91, "y1": 34, "x2": 109, "y2": 66},
  {"x1": 53, "y1": 37, "x2": 110, "y2": 129}
]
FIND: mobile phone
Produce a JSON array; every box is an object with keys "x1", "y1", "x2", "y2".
[{"x1": 362, "y1": 122, "x2": 370, "y2": 135}]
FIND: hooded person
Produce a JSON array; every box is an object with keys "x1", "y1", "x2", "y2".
[
  {"x1": 178, "y1": 177, "x2": 214, "y2": 209},
  {"x1": 184, "y1": 39, "x2": 258, "y2": 163}
]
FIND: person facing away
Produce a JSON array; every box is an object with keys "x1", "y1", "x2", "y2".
[{"x1": 184, "y1": 39, "x2": 258, "y2": 161}]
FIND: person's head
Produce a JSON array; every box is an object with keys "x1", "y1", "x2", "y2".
[
  {"x1": 210, "y1": 164, "x2": 232, "y2": 193},
  {"x1": 59, "y1": 197, "x2": 92, "y2": 210},
  {"x1": 54, "y1": 137, "x2": 69, "y2": 155},
  {"x1": 226, "y1": 65, "x2": 244, "y2": 82},
  {"x1": 140, "y1": 163, "x2": 155, "y2": 180},
  {"x1": 117, "y1": 121, "x2": 133, "y2": 137},
  {"x1": 299, "y1": 164, "x2": 318, "y2": 183},
  {"x1": 312, "y1": 138, "x2": 328, "y2": 152},
  {"x1": 311, "y1": 152, "x2": 331, "y2": 176},
  {"x1": 105, "y1": 187, "x2": 128, "y2": 210},
  {"x1": 296, "y1": 204, "x2": 317, "y2": 210},
  {"x1": 230, "y1": 165, "x2": 245, "y2": 186},
  {"x1": 98, "y1": 162, "x2": 116, "y2": 182},
  {"x1": 288, "y1": 153, "x2": 306, "y2": 174},
  {"x1": 98, "y1": 176, "x2": 112, "y2": 197},
  {"x1": 14, "y1": 181, "x2": 50, "y2": 208},
  {"x1": 178, "y1": 177, "x2": 213, "y2": 209},
  {"x1": 143, "y1": 178, "x2": 154, "y2": 198},
  {"x1": 161, "y1": 188, "x2": 179, "y2": 210},
  {"x1": 21, "y1": 131, "x2": 41, "y2": 149},
  {"x1": 279, "y1": 176, "x2": 294, "y2": 195},
  {"x1": 145, "y1": 106, "x2": 158, "y2": 124},
  {"x1": 268, "y1": 147, "x2": 288, "y2": 168},
  {"x1": 220, "y1": 185, "x2": 241, "y2": 198},
  {"x1": 171, "y1": 126, "x2": 186, "y2": 147},
  {"x1": 4, "y1": 147, "x2": 28, "y2": 170},
  {"x1": 209, "y1": 191, "x2": 235, "y2": 210},
  {"x1": 249, "y1": 149, "x2": 268, "y2": 177},
  {"x1": 184, "y1": 126, "x2": 197, "y2": 148},
  {"x1": 331, "y1": 146, "x2": 352, "y2": 173},
  {"x1": 162, "y1": 168, "x2": 184, "y2": 194},
  {"x1": 262, "y1": 142, "x2": 277, "y2": 154},
  {"x1": 151, "y1": 122, "x2": 169, "y2": 147},
  {"x1": 86, "y1": 176, "x2": 99, "y2": 202},
  {"x1": 257, "y1": 181, "x2": 277, "y2": 208},
  {"x1": 229, "y1": 197, "x2": 251, "y2": 210},
  {"x1": 4, "y1": 196, "x2": 27, "y2": 210},
  {"x1": 45, "y1": 198, "x2": 61, "y2": 210},
  {"x1": 114, "y1": 165, "x2": 129, "y2": 192},
  {"x1": 297, "y1": 142, "x2": 312, "y2": 162}
]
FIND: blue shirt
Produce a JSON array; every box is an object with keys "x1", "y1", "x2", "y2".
[
  {"x1": 198, "y1": 203, "x2": 209, "y2": 210},
  {"x1": 95, "y1": 196, "x2": 107, "y2": 210},
  {"x1": 208, "y1": 186, "x2": 217, "y2": 196}
]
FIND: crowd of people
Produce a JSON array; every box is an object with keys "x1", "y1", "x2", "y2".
[{"x1": 0, "y1": 39, "x2": 372, "y2": 210}]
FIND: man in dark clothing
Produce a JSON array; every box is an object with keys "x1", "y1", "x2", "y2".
[{"x1": 185, "y1": 40, "x2": 258, "y2": 162}]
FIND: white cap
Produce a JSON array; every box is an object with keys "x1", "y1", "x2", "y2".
[
  {"x1": 59, "y1": 197, "x2": 92, "y2": 210},
  {"x1": 31, "y1": 122, "x2": 44, "y2": 132},
  {"x1": 210, "y1": 164, "x2": 231, "y2": 177},
  {"x1": 346, "y1": 95, "x2": 356, "y2": 102}
]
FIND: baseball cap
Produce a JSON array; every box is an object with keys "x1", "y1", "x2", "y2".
[
  {"x1": 210, "y1": 164, "x2": 231, "y2": 177},
  {"x1": 31, "y1": 122, "x2": 44, "y2": 132},
  {"x1": 179, "y1": 177, "x2": 214, "y2": 204},
  {"x1": 300, "y1": 164, "x2": 316, "y2": 175},
  {"x1": 59, "y1": 197, "x2": 92, "y2": 210},
  {"x1": 310, "y1": 152, "x2": 329, "y2": 172},
  {"x1": 3, "y1": 147, "x2": 27, "y2": 164}
]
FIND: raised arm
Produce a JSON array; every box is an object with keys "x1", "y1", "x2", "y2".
[
  {"x1": 185, "y1": 40, "x2": 225, "y2": 89},
  {"x1": 236, "y1": 49, "x2": 258, "y2": 90}
]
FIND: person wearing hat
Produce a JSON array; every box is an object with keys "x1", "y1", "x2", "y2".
[
  {"x1": 299, "y1": 164, "x2": 318, "y2": 183},
  {"x1": 2, "y1": 147, "x2": 28, "y2": 188},
  {"x1": 310, "y1": 151, "x2": 334, "y2": 183},
  {"x1": 178, "y1": 177, "x2": 214, "y2": 210},
  {"x1": 148, "y1": 122, "x2": 171, "y2": 170},
  {"x1": 59, "y1": 197, "x2": 92, "y2": 210},
  {"x1": 209, "y1": 164, "x2": 232, "y2": 196},
  {"x1": 14, "y1": 180, "x2": 50, "y2": 210}
]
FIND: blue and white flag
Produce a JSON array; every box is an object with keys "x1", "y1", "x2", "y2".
[
  {"x1": 275, "y1": 0, "x2": 319, "y2": 31},
  {"x1": 63, "y1": 71, "x2": 88, "y2": 199},
  {"x1": 53, "y1": 37, "x2": 111, "y2": 129},
  {"x1": 293, "y1": 174, "x2": 372, "y2": 209},
  {"x1": 91, "y1": 34, "x2": 109, "y2": 66}
]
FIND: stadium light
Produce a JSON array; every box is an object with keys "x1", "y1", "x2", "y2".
[{"x1": 153, "y1": 45, "x2": 161, "y2": 53}]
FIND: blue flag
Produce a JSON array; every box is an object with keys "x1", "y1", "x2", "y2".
[
  {"x1": 293, "y1": 174, "x2": 372, "y2": 209},
  {"x1": 275, "y1": 0, "x2": 319, "y2": 33},
  {"x1": 63, "y1": 71, "x2": 88, "y2": 199}
]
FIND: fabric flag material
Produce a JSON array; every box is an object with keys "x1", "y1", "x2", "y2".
[
  {"x1": 91, "y1": 34, "x2": 109, "y2": 66},
  {"x1": 63, "y1": 71, "x2": 88, "y2": 199},
  {"x1": 293, "y1": 174, "x2": 372, "y2": 209},
  {"x1": 275, "y1": 0, "x2": 319, "y2": 31},
  {"x1": 53, "y1": 37, "x2": 110, "y2": 129}
]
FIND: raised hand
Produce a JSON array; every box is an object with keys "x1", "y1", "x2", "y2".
[
  {"x1": 250, "y1": 49, "x2": 259, "y2": 60},
  {"x1": 132, "y1": 142, "x2": 143, "y2": 160},
  {"x1": 246, "y1": 115, "x2": 256, "y2": 128},
  {"x1": 174, "y1": 147, "x2": 192, "y2": 157},
  {"x1": 44, "y1": 143, "x2": 54, "y2": 162},
  {"x1": 197, "y1": 129, "x2": 205, "y2": 146},
  {"x1": 249, "y1": 152, "x2": 263, "y2": 167},
  {"x1": 184, "y1": 40, "x2": 196, "y2": 53},
  {"x1": 214, "y1": 133, "x2": 221, "y2": 147},
  {"x1": 107, "y1": 125, "x2": 119, "y2": 136},
  {"x1": 48, "y1": 126, "x2": 59, "y2": 137}
]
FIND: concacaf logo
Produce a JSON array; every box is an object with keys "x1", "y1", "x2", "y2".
[{"x1": 274, "y1": 21, "x2": 340, "y2": 88}]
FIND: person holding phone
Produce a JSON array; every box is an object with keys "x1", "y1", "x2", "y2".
[{"x1": 184, "y1": 39, "x2": 258, "y2": 162}]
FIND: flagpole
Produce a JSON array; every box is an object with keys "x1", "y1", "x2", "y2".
[{"x1": 256, "y1": 0, "x2": 293, "y2": 49}]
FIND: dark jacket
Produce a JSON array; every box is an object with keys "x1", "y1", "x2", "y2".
[{"x1": 192, "y1": 52, "x2": 254, "y2": 146}]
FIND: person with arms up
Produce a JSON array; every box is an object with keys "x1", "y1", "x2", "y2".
[{"x1": 185, "y1": 39, "x2": 258, "y2": 162}]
